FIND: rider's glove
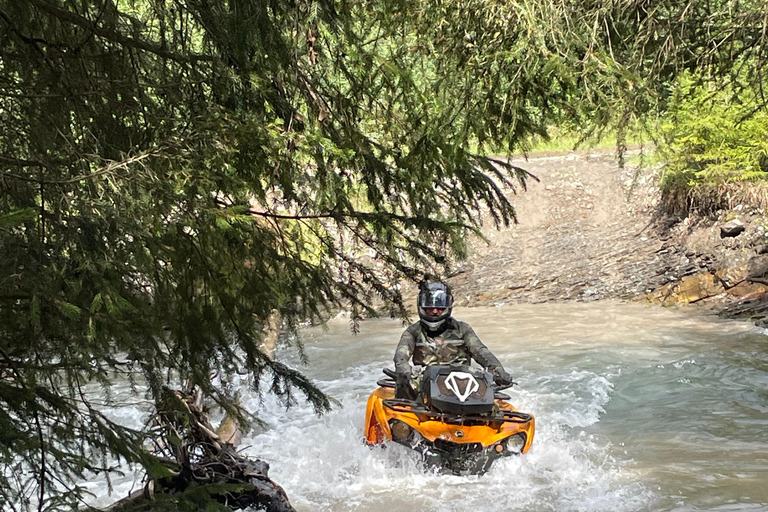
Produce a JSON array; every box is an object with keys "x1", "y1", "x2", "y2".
[
  {"x1": 491, "y1": 367, "x2": 514, "y2": 387},
  {"x1": 394, "y1": 367, "x2": 417, "y2": 400},
  {"x1": 395, "y1": 365, "x2": 412, "y2": 379}
]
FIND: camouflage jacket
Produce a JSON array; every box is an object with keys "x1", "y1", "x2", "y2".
[{"x1": 393, "y1": 318, "x2": 502, "y2": 374}]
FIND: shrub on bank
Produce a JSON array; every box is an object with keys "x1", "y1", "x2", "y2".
[{"x1": 659, "y1": 71, "x2": 768, "y2": 215}]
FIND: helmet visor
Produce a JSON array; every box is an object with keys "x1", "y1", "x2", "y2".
[{"x1": 418, "y1": 289, "x2": 452, "y2": 308}]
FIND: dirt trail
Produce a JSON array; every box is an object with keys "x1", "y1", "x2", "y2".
[{"x1": 452, "y1": 150, "x2": 700, "y2": 306}]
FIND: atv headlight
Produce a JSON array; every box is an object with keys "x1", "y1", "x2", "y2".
[
  {"x1": 503, "y1": 433, "x2": 526, "y2": 454},
  {"x1": 389, "y1": 419, "x2": 412, "y2": 442}
]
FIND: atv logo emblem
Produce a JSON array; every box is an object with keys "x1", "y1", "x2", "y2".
[{"x1": 444, "y1": 372, "x2": 479, "y2": 402}]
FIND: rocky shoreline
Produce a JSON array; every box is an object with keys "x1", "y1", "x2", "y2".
[{"x1": 449, "y1": 150, "x2": 768, "y2": 327}]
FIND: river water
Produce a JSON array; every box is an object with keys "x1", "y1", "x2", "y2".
[{"x1": 87, "y1": 301, "x2": 768, "y2": 511}]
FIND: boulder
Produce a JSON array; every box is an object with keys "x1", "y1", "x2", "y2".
[
  {"x1": 715, "y1": 265, "x2": 748, "y2": 288},
  {"x1": 725, "y1": 282, "x2": 768, "y2": 299},
  {"x1": 673, "y1": 273, "x2": 725, "y2": 302},
  {"x1": 641, "y1": 283, "x2": 675, "y2": 304},
  {"x1": 720, "y1": 219, "x2": 746, "y2": 238},
  {"x1": 642, "y1": 272, "x2": 725, "y2": 304},
  {"x1": 747, "y1": 254, "x2": 768, "y2": 284}
]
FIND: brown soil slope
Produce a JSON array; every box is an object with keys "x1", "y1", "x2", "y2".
[{"x1": 451, "y1": 151, "x2": 768, "y2": 320}]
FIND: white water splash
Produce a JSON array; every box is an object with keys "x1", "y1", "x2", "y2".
[{"x1": 241, "y1": 317, "x2": 656, "y2": 512}]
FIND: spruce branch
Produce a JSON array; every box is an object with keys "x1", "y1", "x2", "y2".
[{"x1": 25, "y1": 0, "x2": 214, "y2": 64}]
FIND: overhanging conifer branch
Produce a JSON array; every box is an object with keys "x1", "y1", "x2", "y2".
[{"x1": 25, "y1": 0, "x2": 214, "y2": 64}]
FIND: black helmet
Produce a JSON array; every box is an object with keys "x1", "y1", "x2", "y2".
[{"x1": 417, "y1": 281, "x2": 454, "y2": 331}]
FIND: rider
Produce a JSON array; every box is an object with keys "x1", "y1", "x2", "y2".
[{"x1": 393, "y1": 280, "x2": 514, "y2": 399}]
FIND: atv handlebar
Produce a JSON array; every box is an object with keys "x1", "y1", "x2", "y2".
[
  {"x1": 382, "y1": 367, "x2": 515, "y2": 392},
  {"x1": 382, "y1": 368, "x2": 398, "y2": 379}
]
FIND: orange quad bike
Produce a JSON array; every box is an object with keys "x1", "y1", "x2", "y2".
[{"x1": 364, "y1": 364, "x2": 535, "y2": 474}]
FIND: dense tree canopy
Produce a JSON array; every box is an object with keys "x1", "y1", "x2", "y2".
[{"x1": 1, "y1": 0, "x2": 767, "y2": 509}]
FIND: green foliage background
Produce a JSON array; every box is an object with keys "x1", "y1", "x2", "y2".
[{"x1": 658, "y1": 69, "x2": 768, "y2": 214}]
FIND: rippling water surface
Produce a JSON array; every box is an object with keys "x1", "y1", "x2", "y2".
[{"x1": 88, "y1": 301, "x2": 768, "y2": 511}]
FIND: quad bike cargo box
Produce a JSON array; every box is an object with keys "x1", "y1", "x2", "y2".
[{"x1": 421, "y1": 365, "x2": 495, "y2": 415}]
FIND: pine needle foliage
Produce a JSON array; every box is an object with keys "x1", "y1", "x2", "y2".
[{"x1": 2, "y1": 0, "x2": 768, "y2": 509}]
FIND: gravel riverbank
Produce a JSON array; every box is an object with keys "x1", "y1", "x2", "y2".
[{"x1": 450, "y1": 150, "x2": 768, "y2": 326}]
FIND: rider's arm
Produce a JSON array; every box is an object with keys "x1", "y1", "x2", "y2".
[
  {"x1": 459, "y1": 321, "x2": 503, "y2": 370},
  {"x1": 394, "y1": 323, "x2": 418, "y2": 374},
  {"x1": 460, "y1": 322, "x2": 514, "y2": 385}
]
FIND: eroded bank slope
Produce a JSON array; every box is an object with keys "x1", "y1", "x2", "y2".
[{"x1": 451, "y1": 151, "x2": 768, "y2": 325}]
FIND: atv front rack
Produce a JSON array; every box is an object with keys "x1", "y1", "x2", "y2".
[{"x1": 382, "y1": 398, "x2": 533, "y2": 424}]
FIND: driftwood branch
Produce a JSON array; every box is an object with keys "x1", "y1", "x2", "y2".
[{"x1": 106, "y1": 388, "x2": 295, "y2": 512}]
